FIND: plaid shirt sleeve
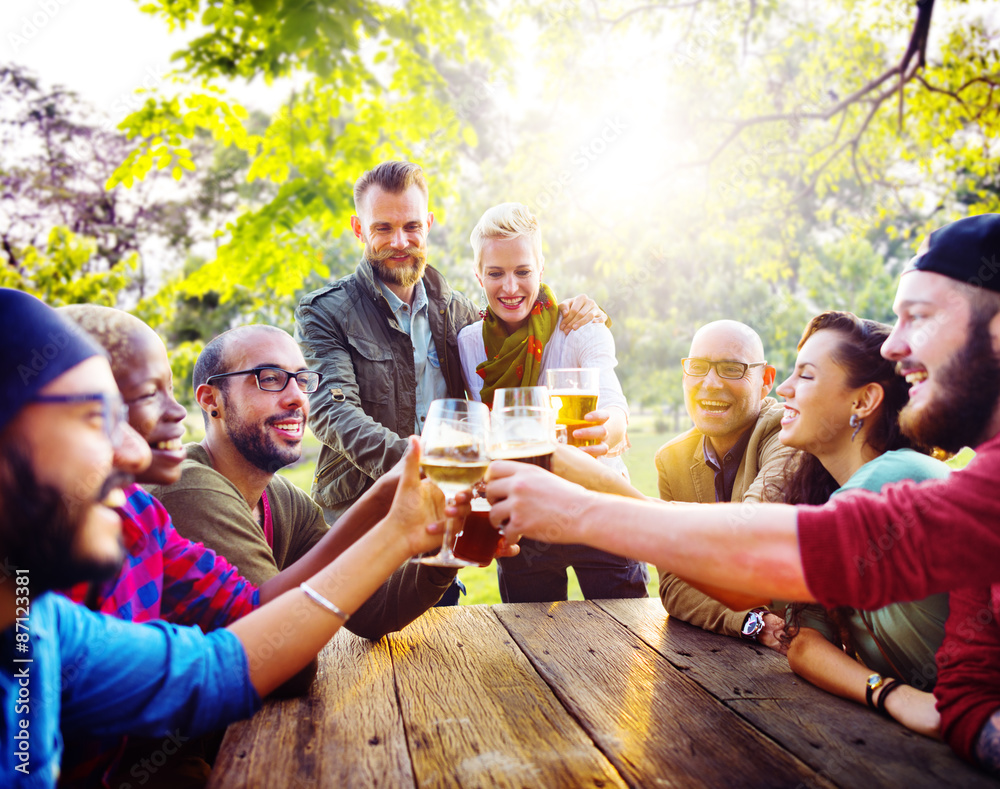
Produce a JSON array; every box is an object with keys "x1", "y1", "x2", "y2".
[{"x1": 136, "y1": 486, "x2": 261, "y2": 630}]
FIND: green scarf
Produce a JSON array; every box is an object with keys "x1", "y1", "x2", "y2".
[{"x1": 477, "y1": 282, "x2": 559, "y2": 408}]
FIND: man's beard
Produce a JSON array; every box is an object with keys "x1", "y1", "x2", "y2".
[
  {"x1": 365, "y1": 242, "x2": 427, "y2": 288},
  {"x1": 225, "y1": 406, "x2": 302, "y2": 473},
  {"x1": 0, "y1": 448, "x2": 125, "y2": 596},
  {"x1": 899, "y1": 316, "x2": 1000, "y2": 453}
]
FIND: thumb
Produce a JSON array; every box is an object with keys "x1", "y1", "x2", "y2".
[{"x1": 401, "y1": 435, "x2": 422, "y2": 487}]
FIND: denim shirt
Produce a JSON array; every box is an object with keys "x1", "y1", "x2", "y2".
[
  {"x1": 0, "y1": 593, "x2": 260, "y2": 788},
  {"x1": 378, "y1": 278, "x2": 447, "y2": 434}
]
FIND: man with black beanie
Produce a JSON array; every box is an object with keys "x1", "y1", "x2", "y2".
[{"x1": 487, "y1": 214, "x2": 1000, "y2": 774}]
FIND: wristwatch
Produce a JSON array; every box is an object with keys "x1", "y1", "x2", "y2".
[
  {"x1": 740, "y1": 608, "x2": 768, "y2": 641},
  {"x1": 866, "y1": 673, "x2": 885, "y2": 709}
]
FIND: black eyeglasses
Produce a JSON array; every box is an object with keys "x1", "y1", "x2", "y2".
[
  {"x1": 31, "y1": 392, "x2": 129, "y2": 448},
  {"x1": 681, "y1": 358, "x2": 767, "y2": 380},
  {"x1": 205, "y1": 367, "x2": 322, "y2": 394}
]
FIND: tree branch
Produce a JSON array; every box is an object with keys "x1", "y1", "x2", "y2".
[
  {"x1": 678, "y1": 0, "x2": 936, "y2": 173},
  {"x1": 742, "y1": 0, "x2": 757, "y2": 59},
  {"x1": 596, "y1": 1, "x2": 705, "y2": 28}
]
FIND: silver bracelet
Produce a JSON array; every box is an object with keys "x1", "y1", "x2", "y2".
[{"x1": 299, "y1": 582, "x2": 350, "y2": 622}]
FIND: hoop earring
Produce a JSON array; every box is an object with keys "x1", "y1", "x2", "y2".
[{"x1": 850, "y1": 413, "x2": 863, "y2": 442}]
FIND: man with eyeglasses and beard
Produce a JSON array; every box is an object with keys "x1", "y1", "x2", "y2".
[
  {"x1": 486, "y1": 213, "x2": 1000, "y2": 775},
  {"x1": 146, "y1": 324, "x2": 463, "y2": 639},
  {"x1": 654, "y1": 320, "x2": 795, "y2": 653}
]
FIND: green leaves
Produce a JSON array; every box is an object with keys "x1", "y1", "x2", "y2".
[
  {"x1": 1, "y1": 228, "x2": 132, "y2": 307},
  {"x1": 107, "y1": 92, "x2": 252, "y2": 189}
]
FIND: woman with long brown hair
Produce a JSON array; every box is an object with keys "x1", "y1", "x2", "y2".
[{"x1": 777, "y1": 310, "x2": 948, "y2": 737}]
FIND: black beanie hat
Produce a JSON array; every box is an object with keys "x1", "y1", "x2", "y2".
[
  {"x1": 0, "y1": 288, "x2": 104, "y2": 435},
  {"x1": 905, "y1": 213, "x2": 1000, "y2": 292}
]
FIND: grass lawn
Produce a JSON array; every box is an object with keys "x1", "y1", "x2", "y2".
[{"x1": 278, "y1": 413, "x2": 680, "y2": 605}]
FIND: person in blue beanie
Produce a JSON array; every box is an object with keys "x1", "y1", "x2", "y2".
[{"x1": 0, "y1": 288, "x2": 451, "y2": 787}]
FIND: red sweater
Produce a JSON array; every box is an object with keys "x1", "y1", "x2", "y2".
[{"x1": 798, "y1": 432, "x2": 1000, "y2": 763}]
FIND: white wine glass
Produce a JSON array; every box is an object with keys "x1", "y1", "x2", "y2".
[{"x1": 415, "y1": 398, "x2": 490, "y2": 567}]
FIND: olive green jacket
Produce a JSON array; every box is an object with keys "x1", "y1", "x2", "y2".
[{"x1": 295, "y1": 261, "x2": 478, "y2": 520}]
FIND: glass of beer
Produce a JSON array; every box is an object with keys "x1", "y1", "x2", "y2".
[
  {"x1": 453, "y1": 495, "x2": 502, "y2": 566},
  {"x1": 489, "y1": 387, "x2": 556, "y2": 472},
  {"x1": 416, "y1": 398, "x2": 490, "y2": 567},
  {"x1": 546, "y1": 368, "x2": 600, "y2": 447}
]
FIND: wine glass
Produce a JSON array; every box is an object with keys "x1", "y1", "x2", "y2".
[
  {"x1": 546, "y1": 368, "x2": 600, "y2": 447},
  {"x1": 415, "y1": 398, "x2": 490, "y2": 567},
  {"x1": 489, "y1": 387, "x2": 556, "y2": 472}
]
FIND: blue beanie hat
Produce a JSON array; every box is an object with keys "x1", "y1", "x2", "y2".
[{"x1": 0, "y1": 288, "x2": 104, "y2": 435}]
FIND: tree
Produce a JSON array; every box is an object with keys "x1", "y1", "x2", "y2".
[
  {"x1": 110, "y1": 0, "x2": 509, "y2": 313},
  {"x1": 411, "y1": 0, "x2": 999, "y2": 416},
  {"x1": 0, "y1": 64, "x2": 239, "y2": 306}
]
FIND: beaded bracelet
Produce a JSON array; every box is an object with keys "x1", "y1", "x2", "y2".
[{"x1": 300, "y1": 582, "x2": 350, "y2": 622}]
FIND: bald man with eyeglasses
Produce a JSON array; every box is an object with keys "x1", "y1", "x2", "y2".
[{"x1": 654, "y1": 320, "x2": 795, "y2": 653}]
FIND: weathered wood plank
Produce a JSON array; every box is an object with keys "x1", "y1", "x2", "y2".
[
  {"x1": 209, "y1": 630, "x2": 415, "y2": 789},
  {"x1": 388, "y1": 605, "x2": 629, "y2": 789},
  {"x1": 495, "y1": 600, "x2": 832, "y2": 789},
  {"x1": 597, "y1": 598, "x2": 993, "y2": 789}
]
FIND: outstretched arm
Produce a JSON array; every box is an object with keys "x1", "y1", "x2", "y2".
[
  {"x1": 258, "y1": 462, "x2": 421, "y2": 603},
  {"x1": 227, "y1": 438, "x2": 445, "y2": 697},
  {"x1": 486, "y1": 461, "x2": 811, "y2": 603}
]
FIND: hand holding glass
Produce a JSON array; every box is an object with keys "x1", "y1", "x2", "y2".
[
  {"x1": 416, "y1": 399, "x2": 490, "y2": 567},
  {"x1": 546, "y1": 368, "x2": 600, "y2": 447}
]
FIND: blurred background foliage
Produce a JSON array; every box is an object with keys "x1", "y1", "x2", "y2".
[{"x1": 3, "y1": 0, "x2": 999, "y2": 422}]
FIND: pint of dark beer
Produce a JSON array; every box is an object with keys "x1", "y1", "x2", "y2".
[{"x1": 453, "y1": 498, "x2": 502, "y2": 565}]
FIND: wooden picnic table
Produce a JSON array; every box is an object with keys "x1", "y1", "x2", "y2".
[{"x1": 209, "y1": 598, "x2": 989, "y2": 788}]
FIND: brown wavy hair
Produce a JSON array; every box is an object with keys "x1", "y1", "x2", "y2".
[{"x1": 779, "y1": 311, "x2": 924, "y2": 656}]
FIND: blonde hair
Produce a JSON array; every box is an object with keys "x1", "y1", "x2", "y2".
[{"x1": 470, "y1": 202, "x2": 543, "y2": 272}]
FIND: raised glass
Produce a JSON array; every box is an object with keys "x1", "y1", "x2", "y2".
[
  {"x1": 415, "y1": 398, "x2": 490, "y2": 567},
  {"x1": 489, "y1": 387, "x2": 556, "y2": 472},
  {"x1": 546, "y1": 368, "x2": 600, "y2": 447}
]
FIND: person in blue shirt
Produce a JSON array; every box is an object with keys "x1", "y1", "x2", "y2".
[{"x1": 0, "y1": 288, "x2": 450, "y2": 787}]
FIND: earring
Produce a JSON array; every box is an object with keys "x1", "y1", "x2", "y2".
[
  {"x1": 211, "y1": 410, "x2": 219, "y2": 418},
  {"x1": 850, "y1": 413, "x2": 863, "y2": 441}
]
